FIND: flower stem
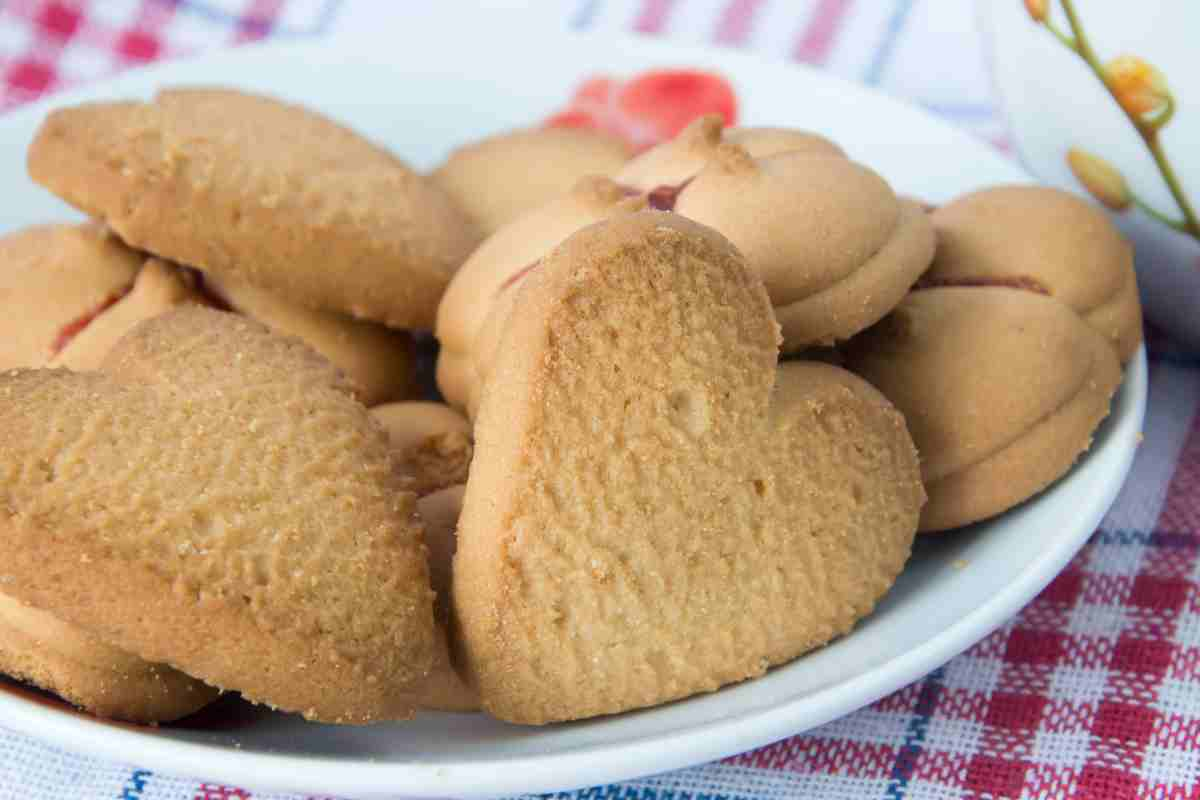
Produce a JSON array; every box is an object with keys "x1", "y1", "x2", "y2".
[
  {"x1": 1043, "y1": 18, "x2": 1077, "y2": 51},
  {"x1": 1056, "y1": 0, "x2": 1200, "y2": 240},
  {"x1": 1132, "y1": 194, "x2": 1189, "y2": 234}
]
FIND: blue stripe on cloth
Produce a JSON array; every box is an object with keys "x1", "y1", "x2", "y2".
[
  {"x1": 883, "y1": 667, "x2": 945, "y2": 800},
  {"x1": 173, "y1": 0, "x2": 344, "y2": 36},
  {"x1": 865, "y1": 0, "x2": 913, "y2": 86},
  {"x1": 571, "y1": 0, "x2": 605, "y2": 30},
  {"x1": 117, "y1": 769, "x2": 151, "y2": 799},
  {"x1": 1093, "y1": 529, "x2": 1200, "y2": 549}
]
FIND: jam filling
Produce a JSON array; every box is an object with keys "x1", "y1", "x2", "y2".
[
  {"x1": 50, "y1": 289, "x2": 130, "y2": 355},
  {"x1": 499, "y1": 260, "x2": 542, "y2": 293}
]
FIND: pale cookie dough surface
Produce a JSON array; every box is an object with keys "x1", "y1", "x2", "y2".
[
  {"x1": 615, "y1": 115, "x2": 844, "y2": 191},
  {"x1": 0, "y1": 307, "x2": 437, "y2": 724},
  {"x1": 674, "y1": 149, "x2": 936, "y2": 349},
  {"x1": 432, "y1": 126, "x2": 633, "y2": 236},
  {"x1": 0, "y1": 593, "x2": 219, "y2": 723},
  {"x1": 402, "y1": 485, "x2": 478, "y2": 712},
  {"x1": 926, "y1": 185, "x2": 1142, "y2": 363},
  {"x1": 206, "y1": 272, "x2": 415, "y2": 406},
  {"x1": 455, "y1": 213, "x2": 923, "y2": 724},
  {"x1": 845, "y1": 286, "x2": 1122, "y2": 532},
  {"x1": 0, "y1": 223, "x2": 142, "y2": 370},
  {"x1": 28, "y1": 87, "x2": 479, "y2": 329}
]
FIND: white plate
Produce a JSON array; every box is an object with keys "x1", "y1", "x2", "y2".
[{"x1": 0, "y1": 20, "x2": 1147, "y2": 800}]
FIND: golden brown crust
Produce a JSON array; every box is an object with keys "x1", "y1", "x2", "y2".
[
  {"x1": 432, "y1": 126, "x2": 633, "y2": 236},
  {"x1": 454, "y1": 212, "x2": 922, "y2": 723},
  {"x1": 0, "y1": 223, "x2": 142, "y2": 370},
  {"x1": 0, "y1": 307, "x2": 437, "y2": 723},
  {"x1": 928, "y1": 185, "x2": 1142, "y2": 363},
  {"x1": 206, "y1": 272, "x2": 415, "y2": 406},
  {"x1": 27, "y1": 88, "x2": 480, "y2": 328},
  {"x1": 844, "y1": 286, "x2": 1122, "y2": 531},
  {"x1": 0, "y1": 594, "x2": 219, "y2": 723}
]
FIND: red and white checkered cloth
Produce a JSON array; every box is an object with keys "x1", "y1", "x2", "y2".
[{"x1": 0, "y1": 2, "x2": 1196, "y2": 799}]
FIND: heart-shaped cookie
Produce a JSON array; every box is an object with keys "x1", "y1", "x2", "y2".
[
  {"x1": 28, "y1": 88, "x2": 480, "y2": 329},
  {"x1": 454, "y1": 213, "x2": 923, "y2": 724},
  {"x1": 0, "y1": 593, "x2": 220, "y2": 722},
  {"x1": 0, "y1": 307, "x2": 436, "y2": 723}
]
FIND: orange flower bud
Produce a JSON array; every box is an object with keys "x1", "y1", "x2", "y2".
[
  {"x1": 1024, "y1": 0, "x2": 1049, "y2": 22},
  {"x1": 1105, "y1": 55, "x2": 1171, "y2": 122},
  {"x1": 1067, "y1": 147, "x2": 1132, "y2": 211}
]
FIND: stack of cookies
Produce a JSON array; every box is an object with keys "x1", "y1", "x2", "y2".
[{"x1": 0, "y1": 86, "x2": 1138, "y2": 728}]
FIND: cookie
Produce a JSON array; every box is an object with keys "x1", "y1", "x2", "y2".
[
  {"x1": 28, "y1": 87, "x2": 479, "y2": 329},
  {"x1": 924, "y1": 185, "x2": 1142, "y2": 363},
  {"x1": 0, "y1": 593, "x2": 219, "y2": 723},
  {"x1": 403, "y1": 485, "x2": 478, "y2": 711},
  {"x1": 677, "y1": 148, "x2": 934, "y2": 350},
  {"x1": 371, "y1": 402, "x2": 473, "y2": 495},
  {"x1": 844, "y1": 286, "x2": 1122, "y2": 532},
  {"x1": 722, "y1": 126, "x2": 845, "y2": 160},
  {"x1": 0, "y1": 307, "x2": 436, "y2": 723},
  {"x1": 435, "y1": 176, "x2": 647, "y2": 415},
  {"x1": 454, "y1": 213, "x2": 923, "y2": 723},
  {"x1": 0, "y1": 223, "x2": 142, "y2": 370},
  {"x1": 432, "y1": 126, "x2": 633, "y2": 236},
  {"x1": 205, "y1": 272, "x2": 415, "y2": 406},
  {"x1": 52, "y1": 258, "x2": 204, "y2": 371},
  {"x1": 615, "y1": 115, "x2": 843, "y2": 191}
]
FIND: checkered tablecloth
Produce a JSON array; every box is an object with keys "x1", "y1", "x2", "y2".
[{"x1": 0, "y1": 2, "x2": 1196, "y2": 798}]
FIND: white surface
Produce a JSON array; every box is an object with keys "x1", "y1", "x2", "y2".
[
  {"x1": 979, "y1": 1, "x2": 1200, "y2": 349},
  {"x1": 0, "y1": 22, "x2": 1148, "y2": 800}
]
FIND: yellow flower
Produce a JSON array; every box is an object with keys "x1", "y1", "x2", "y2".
[
  {"x1": 1024, "y1": 0, "x2": 1049, "y2": 22},
  {"x1": 1067, "y1": 148, "x2": 1131, "y2": 211},
  {"x1": 1105, "y1": 55, "x2": 1171, "y2": 122}
]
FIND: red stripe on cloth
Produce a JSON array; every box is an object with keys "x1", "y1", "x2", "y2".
[
  {"x1": 713, "y1": 0, "x2": 764, "y2": 46},
  {"x1": 791, "y1": 0, "x2": 853, "y2": 64},
  {"x1": 632, "y1": 0, "x2": 676, "y2": 34}
]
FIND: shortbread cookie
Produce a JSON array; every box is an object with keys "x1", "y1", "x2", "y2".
[
  {"x1": 205, "y1": 272, "x2": 415, "y2": 405},
  {"x1": 0, "y1": 307, "x2": 436, "y2": 723},
  {"x1": 52, "y1": 259, "x2": 203, "y2": 371},
  {"x1": 371, "y1": 402, "x2": 473, "y2": 495},
  {"x1": 673, "y1": 148, "x2": 936, "y2": 350},
  {"x1": 435, "y1": 177, "x2": 647, "y2": 415},
  {"x1": 844, "y1": 286, "x2": 1122, "y2": 532},
  {"x1": 432, "y1": 126, "x2": 633, "y2": 236},
  {"x1": 0, "y1": 593, "x2": 219, "y2": 723},
  {"x1": 615, "y1": 115, "x2": 843, "y2": 191},
  {"x1": 28, "y1": 87, "x2": 479, "y2": 328},
  {"x1": 455, "y1": 213, "x2": 923, "y2": 724},
  {"x1": 924, "y1": 185, "x2": 1142, "y2": 363},
  {"x1": 404, "y1": 485, "x2": 478, "y2": 711},
  {"x1": 0, "y1": 223, "x2": 142, "y2": 370}
]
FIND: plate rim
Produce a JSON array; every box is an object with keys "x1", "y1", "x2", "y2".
[{"x1": 0, "y1": 30, "x2": 1150, "y2": 799}]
